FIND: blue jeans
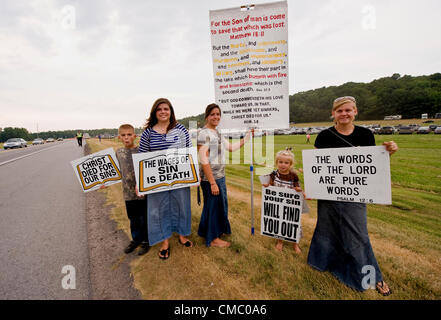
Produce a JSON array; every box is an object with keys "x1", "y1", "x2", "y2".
[{"x1": 147, "y1": 188, "x2": 191, "y2": 246}]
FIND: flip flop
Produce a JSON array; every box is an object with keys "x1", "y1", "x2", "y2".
[
  {"x1": 376, "y1": 281, "x2": 392, "y2": 296},
  {"x1": 158, "y1": 247, "x2": 170, "y2": 260},
  {"x1": 179, "y1": 239, "x2": 193, "y2": 247}
]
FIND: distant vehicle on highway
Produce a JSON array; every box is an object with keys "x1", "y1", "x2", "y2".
[
  {"x1": 378, "y1": 126, "x2": 395, "y2": 134},
  {"x1": 3, "y1": 138, "x2": 28, "y2": 149},
  {"x1": 46, "y1": 138, "x2": 55, "y2": 142},
  {"x1": 57, "y1": 138, "x2": 63, "y2": 141},
  {"x1": 32, "y1": 138, "x2": 44, "y2": 145},
  {"x1": 398, "y1": 126, "x2": 413, "y2": 134},
  {"x1": 417, "y1": 126, "x2": 431, "y2": 134}
]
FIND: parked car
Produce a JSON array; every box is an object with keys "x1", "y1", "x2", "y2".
[
  {"x1": 32, "y1": 138, "x2": 44, "y2": 145},
  {"x1": 417, "y1": 126, "x2": 431, "y2": 134},
  {"x1": 220, "y1": 129, "x2": 246, "y2": 139},
  {"x1": 429, "y1": 124, "x2": 439, "y2": 131},
  {"x1": 434, "y1": 127, "x2": 441, "y2": 134},
  {"x1": 3, "y1": 138, "x2": 27, "y2": 149},
  {"x1": 378, "y1": 126, "x2": 395, "y2": 134},
  {"x1": 409, "y1": 124, "x2": 420, "y2": 132},
  {"x1": 46, "y1": 138, "x2": 55, "y2": 142},
  {"x1": 422, "y1": 120, "x2": 434, "y2": 123},
  {"x1": 57, "y1": 138, "x2": 64, "y2": 141},
  {"x1": 398, "y1": 126, "x2": 413, "y2": 134}
]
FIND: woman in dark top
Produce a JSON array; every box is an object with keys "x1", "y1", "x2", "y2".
[{"x1": 307, "y1": 96, "x2": 398, "y2": 296}]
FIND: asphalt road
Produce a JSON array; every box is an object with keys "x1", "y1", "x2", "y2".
[
  {"x1": 0, "y1": 139, "x2": 91, "y2": 299},
  {"x1": 0, "y1": 141, "x2": 65, "y2": 165}
]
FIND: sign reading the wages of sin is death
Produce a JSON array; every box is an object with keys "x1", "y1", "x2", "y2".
[
  {"x1": 71, "y1": 148, "x2": 122, "y2": 192},
  {"x1": 302, "y1": 146, "x2": 392, "y2": 204},
  {"x1": 210, "y1": 1, "x2": 289, "y2": 130},
  {"x1": 261, "y1": 186, "x2": 303, "y2": 243},
  {"x1": 132, "y1": 147, "x2": 200, "y2": 195}
]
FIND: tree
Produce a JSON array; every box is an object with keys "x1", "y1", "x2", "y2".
[{"x1": 0, "y1": 127, "x2": 31, "y2": 142}]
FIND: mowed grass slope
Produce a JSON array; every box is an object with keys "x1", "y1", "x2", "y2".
[{"x1": 87, "y1": 131, "x2": 441, "y2": 300}]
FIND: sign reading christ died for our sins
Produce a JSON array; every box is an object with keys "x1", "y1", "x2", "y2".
[
  {"x1": 261, "y1": 186, "x2": 303, "y2": 243},
  {"x1": 71, "y1": 148, "x2": 122, "y2": 192},
  {"x1": 132, "y1": 147, "x2": 200, "y2": 195},
  {"x1": 210, "y1": 1, "x2": 289, "y2": 130},
  {"x1": 302, "y1": 146, "x2": 392, "y2": 205}
]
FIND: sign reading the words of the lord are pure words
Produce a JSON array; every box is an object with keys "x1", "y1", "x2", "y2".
[
  {"x1": 71, "y1": 148, "x2": 122, "y2": 192},
  {"x1": 261, "y1": 186, "x2": 303, "y2": 243},
  {"x1": 302, "y1": 146, "x2": 392, "y2": 205},
  {"x1": 210, "y1": 0, "x2": 289, "y2": 130},
  {"x1": 132, "y1": 147, "x2": 200, "y2": 195}
]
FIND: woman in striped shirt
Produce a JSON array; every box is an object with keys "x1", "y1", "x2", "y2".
[{"x1": 139, "y1": 98, "x2": 193, "y2": 260}]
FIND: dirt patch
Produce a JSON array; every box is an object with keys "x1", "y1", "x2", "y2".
[{"x1": 84, "y1": 143, "x2": 141, "y2": 300}]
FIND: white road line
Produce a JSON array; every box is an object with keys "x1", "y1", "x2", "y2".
[{"x1": 0, "y1": 143, "x2": 70, "y2": 167}]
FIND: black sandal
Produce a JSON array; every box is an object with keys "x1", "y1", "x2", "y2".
[
  {"x1": 376, "y1": 281, "x2": 392, "y2": 296},
  {"x1": 158, "y1": 247, "x2": 170, "y2": 260},
  {"x1": 179, "y1": 239, "x2": 193, "y2": 247}
]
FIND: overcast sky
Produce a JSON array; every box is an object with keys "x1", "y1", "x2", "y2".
[{"x1": 1, "y1": 0, "x2": 440, "y2": 132}]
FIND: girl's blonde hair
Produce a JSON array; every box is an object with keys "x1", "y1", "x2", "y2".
[{"x1": 275, "y1": 147, "x2": 295, "y2": 166}]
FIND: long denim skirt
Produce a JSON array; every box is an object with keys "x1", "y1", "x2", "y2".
[
  {"x1": 198, "y1": 177, "x2": 231, "y2": 247},
  {"x1": 147, "y1": 187, "x2": 191, "y2": 246},
  {"x1": 307, "y1": 200, "x2": 383, "y2": 291}
]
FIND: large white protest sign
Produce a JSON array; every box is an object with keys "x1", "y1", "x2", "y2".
[
  {"x1": 210, "y1": 1, "x2": 289, "y2": 130},
  {"x1": 302, "y1": 146, "x2": 392, "y2": 204},
  {"x1": 261, "y1": 186, "x2": 303, "y2": 242},
  {"x1": 133, "y1": 147, "x2": 200, "y2": 195},
  {"x1": 71, "y1": 148, "x2": 122, "y2": 192}
]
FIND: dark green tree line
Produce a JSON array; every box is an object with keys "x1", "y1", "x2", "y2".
[{"x1": 180, "y1": 73, "x2": 441, "y2": 126}]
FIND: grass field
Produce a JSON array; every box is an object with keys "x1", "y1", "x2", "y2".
[{"x1": 87, "y1": 130, "x2": 441, "y2": 300}]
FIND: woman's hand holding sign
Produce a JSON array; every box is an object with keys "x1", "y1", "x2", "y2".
[{"x1": 383, "y1": 141, "x2": 398, "y2": 155}]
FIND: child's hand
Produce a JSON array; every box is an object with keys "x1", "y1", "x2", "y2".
[
  {"x1": 303, "y1": 192, "x2": 312, "y2": 200},
  {"x1": 262, "y1": 183, "x2": 270, "y2": 188},
  {"x1": 293, "y1": 186, "x2": 302, "y2": 192},
  {"x1": 135, "y1": 186, "x2": 143, "y2": 198}
]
